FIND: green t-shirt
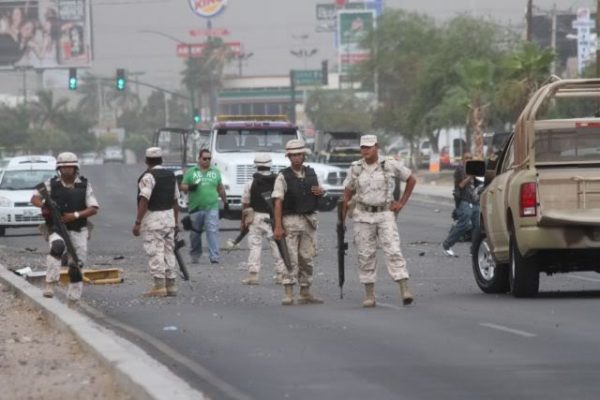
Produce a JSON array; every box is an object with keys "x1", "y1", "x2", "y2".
[{"x1": 182, "y1": 166, "x2": 222, "y2": 211}]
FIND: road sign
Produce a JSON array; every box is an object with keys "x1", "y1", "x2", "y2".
[
  {"x1": 292, "y1": 70, "x2": 323, "y2": 87},
  {"x1": 176, "y1": 41, "x2": 241, "y2": 58}
]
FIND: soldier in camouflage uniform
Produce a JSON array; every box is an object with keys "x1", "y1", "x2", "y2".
[
  {"x1": 30, "y1": 152, "x2": 100, "y2": 305},
  {"x1": 273, "y1": 139, "x2": 325, "y2": 305},
  {"x1": 132, "y1": 147, "x2": 180, "y2": 297},
  {"x1": 342, "y1": 135, "x2": 417, "y2": 307},
  {"x1": 240, "y1": 153, "x2": 286, "y2": 285}
]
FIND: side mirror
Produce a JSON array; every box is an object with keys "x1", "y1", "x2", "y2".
[{"x1": 465, "y1": 160, "x2": 485, "y2": 177}]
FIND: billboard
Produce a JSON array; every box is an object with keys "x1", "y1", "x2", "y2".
[
  {"x1": 0, "y1": 0, "x2": 92, "y2": 70},
  {"x1": 189, "y1": 0, "x2": 227, "y2": 18},
  {"x1": 337, "y1": 9, "x2": 375, "y2": 74}
]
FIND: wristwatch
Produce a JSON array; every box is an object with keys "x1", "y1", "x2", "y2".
[{"x1": 74, "y1": 211, "x2": 80, "y2": 219}]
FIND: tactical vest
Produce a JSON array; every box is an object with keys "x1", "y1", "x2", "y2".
[
  {"x1": 250, "y1": 172, "x2": 277, "y2": 213},
  {"x1": 48, "y1": 176, "x2": 87, "y2": 231},
  {"x1": 281, "y1": 166, "x2": 318, "y2": 215},
  {"x1": 137, "y1": 168, "x2": 176, "y2": 211}
]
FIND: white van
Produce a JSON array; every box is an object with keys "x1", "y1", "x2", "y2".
[{"x1": 0, "y1": 155, "x2": 56, "y2": 236}]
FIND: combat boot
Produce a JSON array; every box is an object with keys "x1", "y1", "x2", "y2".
[
  {"x1": 242, "y1": 272, "x2": 259, "y2": 285},
  {"x1": 143, "y1": 277, "x2": 167, "y2": 297},
  {"x1": 298, "y1": 286, "x2": 324, "y2": 305},
  {"x1": 398, "y1": 279, "x2": 414, "y2": 305},
  {"x1": 362, "y1": 283, "x2": 376, "y2": 308},
  {"x1": 281, "y1": 284, "x2": 294, "y2": 305},
  {"x1": 43, "y1": 282, "x2": 56, "y2": 298},
  {"x1": 166, "y1": 278, "x2": 177, "y2": 297}
]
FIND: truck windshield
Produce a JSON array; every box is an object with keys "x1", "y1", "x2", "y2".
[
  {"x1": 536, "y1": 127, "x2": 600, "y2": 163},
  {"x1": 216, "y1": 129, "x2": 298, "y2": 153},
  {"x1": 0, "y1": 170, "x2": 55, "y2": 190}
]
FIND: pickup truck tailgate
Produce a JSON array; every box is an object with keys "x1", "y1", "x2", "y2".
[{"x1": 537, "y1": 168, "x2": 600, "y2": 226}]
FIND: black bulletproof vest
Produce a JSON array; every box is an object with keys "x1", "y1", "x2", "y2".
[
  {"x1": 49, "y1": 176, "x2": 87, "y2": 231},
  {"x1": 282, "y1": 166, "x2": 318, "y2": 215},
  {"x1": 137, "y1": 168, "x2": 176, "y2": 211},
  {"x1": 250, "y1": 172, "x2": 277, "y2": 213}
]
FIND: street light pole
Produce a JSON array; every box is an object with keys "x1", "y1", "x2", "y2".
[{"x1": 139, "y1": 30, "x2": 196, "y2": 128}]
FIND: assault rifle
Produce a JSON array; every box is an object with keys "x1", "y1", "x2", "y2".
[
  {"x1": 336, "y1": 200, "x2": 348, "y2": 299},
  {"x1": 226, "y1": 228, "x2": 249, "y2": 253},
  {"x1": 35, "y1": 183, "x2": 83, "y2": 284},
  {"x1": 261, "y1": 191, "x2": 293, "y2": 273},
  {"x1": 174, "y1": 232, "x2": 190, "y2": 281}
]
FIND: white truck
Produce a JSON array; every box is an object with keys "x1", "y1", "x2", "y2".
[{"x1": 153, "y1": 116, "x2": 346, "y2": 216}]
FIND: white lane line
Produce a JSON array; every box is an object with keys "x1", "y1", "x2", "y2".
[
  {"x1": 568, "y1": 274, "x2": 600, "y2": 283},
  {"x1": 479, "y1": 322, "x2": 537, "y2": 338}
]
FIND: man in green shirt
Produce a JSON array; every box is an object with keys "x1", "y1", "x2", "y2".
[{"x1": 181, "y1": 149, "x2": 227, "y2": 264}]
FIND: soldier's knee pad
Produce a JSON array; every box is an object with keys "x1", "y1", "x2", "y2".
[{"x1": 50, "y1": 240, "x2": 66, "y2": 258}]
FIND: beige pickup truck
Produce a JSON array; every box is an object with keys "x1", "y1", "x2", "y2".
[{"x1": 468, "y1": 78, "x2": 600, "y2": 297}]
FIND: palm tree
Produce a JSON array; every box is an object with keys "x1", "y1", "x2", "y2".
[
  {"x1": 31, "y1": 90, "x2": 70, "y2": 129},
  {"x1": 182, "y1": 37, "x2": 236, "y2": 118}
]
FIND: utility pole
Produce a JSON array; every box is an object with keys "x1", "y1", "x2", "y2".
[
  {"x1": 551, "y1": 4, "x2": 557, "y2": 75},
  {"x1": 526, "y1": 0, "x2": 533, "y2": 41}
]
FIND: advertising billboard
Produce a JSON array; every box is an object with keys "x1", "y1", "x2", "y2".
[
  {"x1": 0, "y1": 0, "x2": 92, "y2": 70},
  {"x1": 189, "y1": 0, "x2": 227, "y2": 18},
  {"x1": 337, "y1": 9, "x2": 375, "y2": 74}
]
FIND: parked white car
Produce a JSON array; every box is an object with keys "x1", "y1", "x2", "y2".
[{"x1": 0, "y1": 155, "x2": 56, "y2": 236}]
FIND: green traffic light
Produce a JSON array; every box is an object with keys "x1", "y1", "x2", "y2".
[
  {"x1": 68, "y1": 77, "x2": 78, "y2": 90},
  {"x1": 116, "y1": 78, "x2": 126, "y2": 91},
  {"x1": 194, "y1": 115, "x2": 201, "y2": 123}
]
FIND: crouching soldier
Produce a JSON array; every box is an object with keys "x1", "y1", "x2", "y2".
[{"x1": 240, "y1": 153, "x2": 286, "y2": 285}]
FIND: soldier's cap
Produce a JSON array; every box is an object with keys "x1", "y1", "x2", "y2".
[
  {"x1": 360, "y1": 135, "x2": 378, "y2": 147},
  {"x1": 285, "y1": 139, "x2": 311, "y2": 155},
  {"x1": 145, "y1": 147, "x2": 162, "y2": 158},
  {"x1": 254, "y1": 153, "x2": 272, "y2": 167}
]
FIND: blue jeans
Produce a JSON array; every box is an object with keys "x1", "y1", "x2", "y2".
[
  {"x1": 189, "y1": 209, "x2": 220, "y2": 262},
  {"x1": 443, "y1": 200, "x2": 480, "y2": 249}
]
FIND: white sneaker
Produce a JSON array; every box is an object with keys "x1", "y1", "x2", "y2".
[{"x1": 442, "y1": 245, "x2": 458, "y2": 257}]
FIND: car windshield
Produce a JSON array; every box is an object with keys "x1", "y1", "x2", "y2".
[
  {"x1": 216, "y1": 129, "x2": 298, "y2": 153},
  {"x1": 0, "y1": 170, "x2": 55, "y2": 190}
]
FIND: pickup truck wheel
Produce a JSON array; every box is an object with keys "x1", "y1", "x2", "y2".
[
  {"x1": 509, "y1": 234, "x2": 539, "y2": 298},
  {"x1": 471, "y1": 227, "x2": 509, "y2": 293},
  {"x1": 0, "y1": 227, "x2": 5, "y2": 236}
]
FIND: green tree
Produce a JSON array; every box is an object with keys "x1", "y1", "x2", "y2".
[
  {"x1": 305, "y1": 89, "x2": 372, "y2": 132},
  {"x1": 31, "y1": 90, "x2": 69, "y2": 129},
  {"x1": 0, "y1": 104, "x2": 31, "y2": 151}
]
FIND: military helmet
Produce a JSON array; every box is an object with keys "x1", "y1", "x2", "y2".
[
  {"x1": 254, "y1": 153, "x2": 272, "y2": 168},
  {"x1": 56, "y1": 152, "x2": 79, "y2": 168}
]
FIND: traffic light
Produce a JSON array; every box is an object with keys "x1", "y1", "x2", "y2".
[
  {"x1": 193, "y1": 108, "x2": 201, "y2": 124},
  {"x1": 116, "y1": 68, "x2": 126, "y2": 91},
  {"x1": 321, "y1": 60, "x2": 328, "y2": 85},
  {"x1": 68, "y1": 68, "x2": 77, "y2": 90}
]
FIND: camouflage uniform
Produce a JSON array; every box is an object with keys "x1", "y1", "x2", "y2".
[
  {"x1": 241, "y1": 178, "x2": 285, "y2": 276},
  {"x1": 272, "y1": 170, "x2": 319, "y2": 287},
  {"x1": 42, "y1": 177, "x2": 99, "y2": 302},
  {"x1": 345, "y1": 157, "x2": 412, "y2": 283},
  {"x1": 138, "y1": 167, "x2": 179, "y2": 280}
]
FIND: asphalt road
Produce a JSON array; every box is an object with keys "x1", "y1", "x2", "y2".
[{"x1": 3, "y1": 164, "x2": 600, "y2": 400}]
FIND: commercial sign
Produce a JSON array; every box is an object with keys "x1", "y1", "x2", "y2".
[
  {"x1": 316, "y1": 1, "x2": 380, "y2": 33},
  {"x1": 0, "y1": 0, "x2": 92, "y2": 70},
  {"x1": 337, "y1": 10, "x2": 375, "y2": 73},
  {"x1": 176, "y1": 41, "x2": 241, "y2": 58},
  {"x1": 189, "y1": 27, "x2": 230, "y2": 37},
  {"x1": 189, "y1": 0, "x2": 227, "y2": 18}
]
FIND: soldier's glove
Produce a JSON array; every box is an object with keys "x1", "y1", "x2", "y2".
[
  {"x1": 188, "y1": 183, "x2": 198, "y2": 192},
  {"x1": 41, "y1": 205, "x2": 52, "y2": 219}
]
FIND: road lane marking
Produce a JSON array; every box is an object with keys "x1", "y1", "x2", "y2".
[
  {"x1": 479, "y1": 322, "x2": 537, "y2": 338},
  {"x1": 568, "y1": 274, "x2": 600, "y2": 283}
]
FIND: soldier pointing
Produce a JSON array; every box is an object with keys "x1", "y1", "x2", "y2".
[{"x1": 341, "y1": 135, "x2": 417, "y2": 307}]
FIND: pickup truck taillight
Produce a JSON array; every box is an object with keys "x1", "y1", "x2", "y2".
[{"x1": 520, "y1": 182, "x2": 537, "y2": 217}]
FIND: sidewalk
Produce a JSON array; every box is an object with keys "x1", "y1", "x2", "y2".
[{"x1": 0, "y1": 266, "x2": 206, "y2": 400}]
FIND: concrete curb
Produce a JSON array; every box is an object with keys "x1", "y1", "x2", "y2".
[{"x1": 0, "y1": 265, "x2": 207, "y2": 400}]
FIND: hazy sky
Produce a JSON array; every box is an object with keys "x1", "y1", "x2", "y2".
[{"x1": 2, "y1": 0, "x2": 598, "y2": 95}]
